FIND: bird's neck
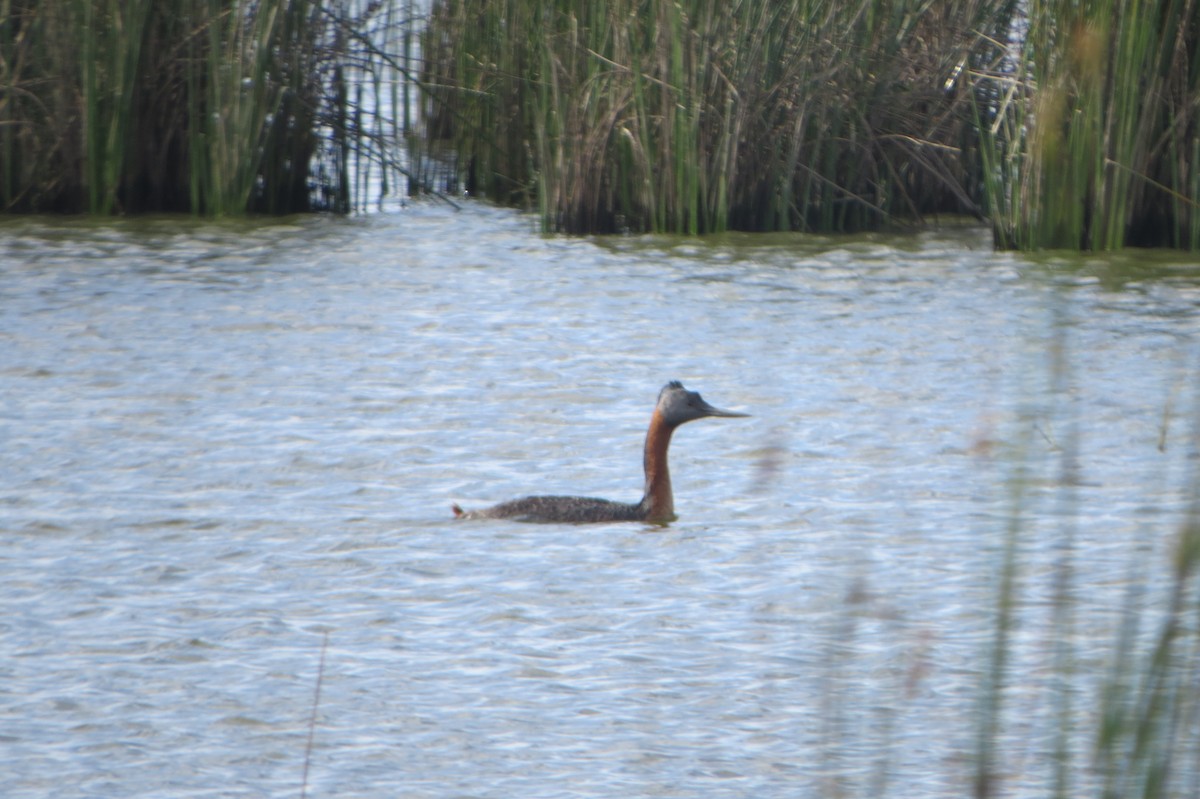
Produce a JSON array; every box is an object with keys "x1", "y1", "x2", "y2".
[{"x1": 641, "y1": 410, "x2": 677, "y2": 523}]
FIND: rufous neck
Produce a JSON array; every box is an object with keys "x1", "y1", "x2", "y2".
[{"x1": 642, "y1": 410, "x2": 677, "y2": 522}]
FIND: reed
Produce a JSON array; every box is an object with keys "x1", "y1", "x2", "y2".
[
  {"x1": 424, "y1": 0, "x2": 1200, "y2": 246},
  {"x1": 974, "y1": 1, "x2": 1200, "y2": 250},
  {"x1": 421, "y1": 0, "x2": 1013, "y2": 234},
  {"x1": 970, "y1": 306, "x2": 1200, "y2": 798},
  {"x1": 0, "y1": 0, "x2": 413, "y2": 214}
]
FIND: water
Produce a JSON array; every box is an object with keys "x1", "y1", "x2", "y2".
[{"x1": 2, "y1": 205, "x2": 1199, "y2": 798}]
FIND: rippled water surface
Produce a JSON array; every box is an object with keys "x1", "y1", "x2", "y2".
[{"x1": 3, "y1": 205, "x2": 1200, "y2": 797}]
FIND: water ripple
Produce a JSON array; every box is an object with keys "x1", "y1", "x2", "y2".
[{"x1": 1, "y1": 205, "x2": 1198, "y2": 797}]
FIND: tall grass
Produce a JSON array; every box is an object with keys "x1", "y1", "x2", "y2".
[
  {"x1": 971, "y1": 301, "x2": 1200, "y2": 798},
  {"x1": 423, "y1": 0, "x2": 1200, "y2": 246},
  {"x1": 0, "y1": 0, "x2": 415, "y2": 214},
  {"x1": 974, "y1": 1, "x2": 1200, "y2": 250},
  {"x1": 421, "y1": 0, "x2": 1013, "y2": 234},
  {"x1": 78, "y1": 0, "x2": 151, "y2": 214},
  {"x1": 7, "y1": 0, "x2": 1199, "y2": 238}
]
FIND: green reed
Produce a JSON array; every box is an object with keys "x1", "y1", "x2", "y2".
[
  {"x1": 76, "y1": 0, "x2": 151, "y2": 214},
  {"x1": 975, "y1": 1, "x2": 1200, "y2": 250},
  {"x1": 1089, "y1": 495, "x2": 1200, "y2": 799},
  {"x1": 424, "y1": 0, "x2": 1200, "y2": 246},
  {"x1": 0, "y1": 0, "x2": 412, "y2": 214},
  {"x1": 187, "y1": 0, "x2": 279, "y2": 215},
  {"x1": 421, "y1": 0, "x2": 1014, "y2": 234},
  {"x1": 971, "y1": 300, "x2": 1200, "y2": 798}
]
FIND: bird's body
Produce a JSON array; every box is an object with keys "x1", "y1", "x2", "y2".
[
  {"x1": 458, "y1": 495, "x2": 646, "y2": 524},
  {"x1": 452, "y1": 381, "x2": 747, "y2": 524}
]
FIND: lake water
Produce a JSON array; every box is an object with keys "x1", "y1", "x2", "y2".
[{"x1": 3, "y1": 203, "x2": 1200, "y2": 798}]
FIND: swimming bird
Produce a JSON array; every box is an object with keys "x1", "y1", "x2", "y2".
[{"x1": 452, "y1": 381, "x2": 748, "y2": 524}]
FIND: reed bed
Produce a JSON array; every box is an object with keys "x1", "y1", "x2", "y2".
[
  {"x1": 5, "y1": 0, "x2": 1200, "y2": 244},
  {"x1": 419, "y1": 0, "x2": 1015, "y2": 234},
  {"x1": 974, "y1": 0, "x2": 1200, "y2": 250},
  {"x1": 0, "y1": 0, "x2": 415, "y2": 214},
  {"x1": 419, "y1": 0, "x2": 1012, "y2": 234},
  {"x1": 421, "y1": 0, "x2": 1200, "y2": 247}
]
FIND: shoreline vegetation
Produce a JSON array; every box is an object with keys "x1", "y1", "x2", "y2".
[
  {"x1": 421, "y1": 0, "x2": 1200, "y2": 249},
  {"x1": 0, "y1": 0, "x2": 419, "y2": 215},
  {"x1": 1, "y1": 1, "x2": 1198, "y2": 250}
]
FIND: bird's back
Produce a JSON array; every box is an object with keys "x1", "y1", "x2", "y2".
[{"x1": 453, "y1": 495, "x2": 646, "y2": 523}]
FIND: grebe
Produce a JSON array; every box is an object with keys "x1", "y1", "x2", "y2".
[{"x1": 452, "y1": 381, "x2": 748, "y2": 524}]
